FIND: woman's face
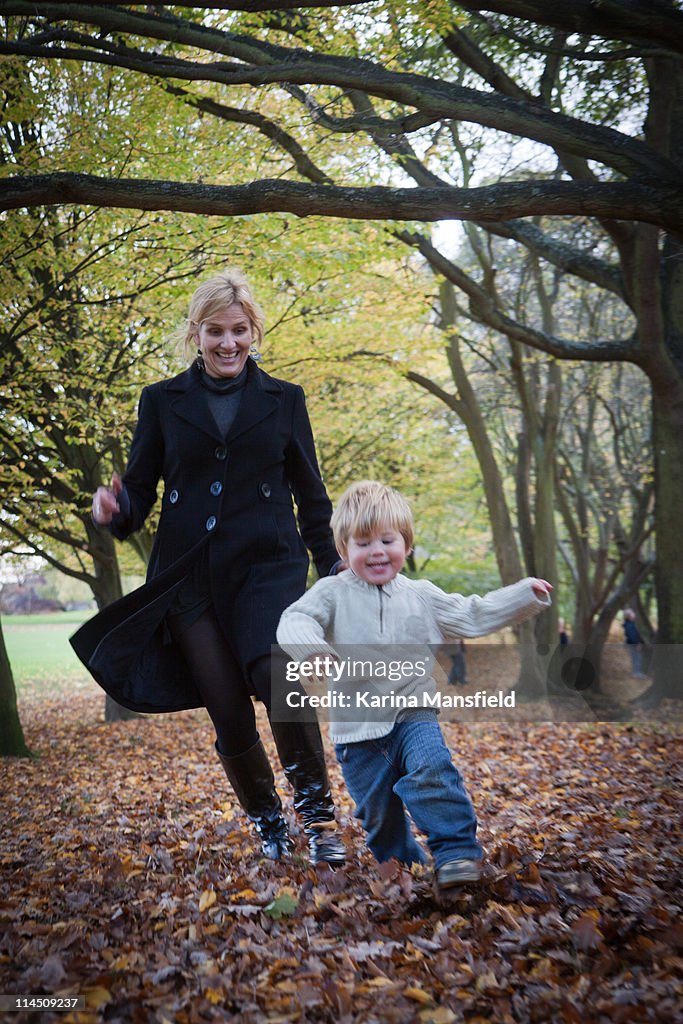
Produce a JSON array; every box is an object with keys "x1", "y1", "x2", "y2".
[{"x1": 196, "y1": 303, "x2": 253, "y2": 378}]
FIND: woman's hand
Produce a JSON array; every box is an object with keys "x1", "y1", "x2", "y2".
[
  {"x1": 531, "y1": 578, "x2": 553, "y2": 599},
  {"x1": 92, "y1": 473, "x2": 122, "y2": 525}
]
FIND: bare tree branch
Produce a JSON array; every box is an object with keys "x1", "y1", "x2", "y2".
[
  {"x1": 309, "y1": 77, "x2": 626, "y2": 300},
  {"x1": 481, "y1": 220, "x2": 625, "y2": 299},
  {"x1": 457, "y1": 0, "x2": 683, "y2": 58},
  {"x1": 2, "y1": 173, "x2": 682, "y2": 239},
  {"x1": 162, "y1": 83, "x2": 333, "y2": 184},
  {"x1": 396, "y1": 229, "x2": 638, "y2": 363},
  {"x1": 0, "y1": 519, "x2": 96, "y2": 584}
]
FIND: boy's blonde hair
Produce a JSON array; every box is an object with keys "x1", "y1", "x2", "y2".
[
  {"x1": 178, "y1": 268, "x2": 265, "y2": 359},
  {"x1": 331, "y1": 481, "x2": 414, "y2": 555}
]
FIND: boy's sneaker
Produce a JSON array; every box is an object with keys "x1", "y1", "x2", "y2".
[{"x1": 435, "y1": 859, "x2": 481, "y2": 889}]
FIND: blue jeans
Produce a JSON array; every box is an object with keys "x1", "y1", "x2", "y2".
[
  {"x1": 335, "y1": 717, "x2": 482, "y2": 868},
  {"x1": 627, "y1": 643, "x2": 644, "y2": 676}
]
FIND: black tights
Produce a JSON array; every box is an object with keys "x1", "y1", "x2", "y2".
[{"x1": 174, "y1": 609, "x2": 272, "y2": 758}]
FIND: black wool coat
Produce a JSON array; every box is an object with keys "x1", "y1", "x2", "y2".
[{"x1": 70, "y1": 359, "x2": 339, "y2": 713}]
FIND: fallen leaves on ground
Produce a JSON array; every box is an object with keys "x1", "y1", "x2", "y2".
[{"x1": 1, "y1": 689, "x2": 681, "y2": 1023}]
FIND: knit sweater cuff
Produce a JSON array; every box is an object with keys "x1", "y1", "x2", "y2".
[
  {"x1": 276, "y1": 612, "x2": 338, "y2": 661},
  {"x1": 490, "y1": 578, "x2": 551, "y2": 627}
]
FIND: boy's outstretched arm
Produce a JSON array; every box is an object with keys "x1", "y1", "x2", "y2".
[{"x1": 423, "y1": 576, "x2": 552, "y2": 640}]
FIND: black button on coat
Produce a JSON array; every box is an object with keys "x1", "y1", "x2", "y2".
[{"x1": 70, "y1": 359, "x2": 338, "y2": 713}]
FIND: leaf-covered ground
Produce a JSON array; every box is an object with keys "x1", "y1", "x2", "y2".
[{"x1": 1, "y1": 686, "x2": 682, "y2": 1024}]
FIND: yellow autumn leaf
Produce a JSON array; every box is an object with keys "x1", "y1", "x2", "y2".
[
  {"x1": 205, "y1": 987, "x2": 224, "y2": 1005},
  {"x1": 199, "y1": 889, "x2": 217, "y2": 912},
  {"x1": 418, "y1": 1007, "x2": 456, "y2": 1024},
  {"x1": 83, "y1": 986, "x2": 112, "y2": 1010},
  {"x1": 404, "y1": 986, "x2": 433, "y2": 1004},
  {"x1": 475, "y1": 970, "x2": 499, "y2": 992}
]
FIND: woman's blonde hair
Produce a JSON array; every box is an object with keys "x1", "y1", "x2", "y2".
[
  {"x1": 178, "y1": 269, "x2": 265, "y2": 360},
  {"x1": 331, "y1": 481, "x2": 414, "y2": 555}
]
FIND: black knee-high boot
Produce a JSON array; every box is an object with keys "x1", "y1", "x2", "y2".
[
  {"x1": 216, "y1": 738, "x2": 292, "y2": 860},
  {"x1": 269, "y1": 718, "x2": 346, "y2": 865}
]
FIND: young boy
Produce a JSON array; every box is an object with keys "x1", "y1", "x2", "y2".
[{"x1": 276, "y1": 481, "x2": 552, "y2": 889}]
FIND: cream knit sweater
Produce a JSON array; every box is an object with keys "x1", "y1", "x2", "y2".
[{"x1": 276, "y1": 571, "x2": 551, "y2": 744}]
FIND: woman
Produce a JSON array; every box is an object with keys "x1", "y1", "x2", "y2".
[{"x1": 71, "y1": 269, "x2": 345, "y2": 865}]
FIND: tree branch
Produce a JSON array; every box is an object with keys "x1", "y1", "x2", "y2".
[
  {"x1": 458, "y1": 1, "x2": 683, "y2": 59},
  {"x1": 0, "y1": 520, "x2": 95, "y2": 585},
  {"x1": 0, "y1": 4, "x2": 677, "y2": 179},
  {"x1": 396, "y1": 229, "x2": 638, "y2": 363},
  {"x1": 162, "y1": 83, "x2": 333, "y2": 184},
  {"x1": 353, "y1": 68, "x2": 625, "y2": 300},
  {"x1": 441, "y1": 23, "x2": 531, "y2": 103},
  {"x1": 2, "y1": 173, "x2": 682, "y2": 238},
  {"x1": 403, "y1": 371, "x2": 460, "y2": 411},
  {"x1": 480, "y1": 219, "x2": 625, "y2": 299},
  {"x1": 46, "y1": 0, "x2": 372, "y2": 8}
]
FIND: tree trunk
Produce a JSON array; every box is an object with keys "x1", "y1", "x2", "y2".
[
  {"x1": 630, "y1": 60, "x2": 683, "y2": 693},
  {"x1": 105, "y1": 694, "x2": 141, "y2": 722},
  {"x1": 531, "y1": 366, "x2": 561, "y2": 648},
  {"x1": 516, "y1": 620, "x2": 550, "y2": 701},
  {"x1": 583, "y1": 614, "x2": 613, "y2": 695},
  {"x1": 86, "y1": 520, "x2": 143, "y2": 722},
  {"x1": 87, "y1": 519, "x2": 125, "y2": 609},
  {"x1": 649, "y1": 382, "x2": 683, "y2": 700},
  {"x1": 0, "y1": 616, "x2": 31, "y2": 757},
  {"x1": 438, "y1": 284, "x2": 548, "y2": 698}
]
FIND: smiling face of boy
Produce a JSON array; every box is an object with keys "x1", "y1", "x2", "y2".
[{"x1": 345, "y1": 526, "x2": 408, "y2": 586}]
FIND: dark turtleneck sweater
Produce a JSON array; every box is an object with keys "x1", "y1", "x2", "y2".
[{"x1": 200, "y1": 362, "x2": 249, "y2": 438}]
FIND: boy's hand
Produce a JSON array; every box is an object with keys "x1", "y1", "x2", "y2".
[
  {"x1": 531, "y1": 578, "x2": 553, "y2": 599},
  {"x1": 300, "y1": 652, "x2": 340, "y2": 683}
]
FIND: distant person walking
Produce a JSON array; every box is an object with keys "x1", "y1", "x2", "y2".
[{"x1": 446, "y1": 640, "x2": 469, "y2": 686}]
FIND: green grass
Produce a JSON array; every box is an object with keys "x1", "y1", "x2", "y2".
[
  {"x1": 6, "y1": 610, "x2": 93, "y2": 626},
  {"x1": 3, "y1": 612, "x2": 93, "y2": 696}
]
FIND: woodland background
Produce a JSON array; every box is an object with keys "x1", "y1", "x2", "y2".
[{"x1": 1, "y1": 1, "x2": 682, "y2": 1020}]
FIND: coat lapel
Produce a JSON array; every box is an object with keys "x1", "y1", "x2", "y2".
[{"x1": 167, "y1": 363, "x2": 223, "y2": 442}]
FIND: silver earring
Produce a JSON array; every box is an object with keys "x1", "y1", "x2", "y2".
[
  {"x1": 195, "y1": 349, "x2": 205, "y2": 370},
  {"x1": 249, "y1": 345, "x2": 262, "y2": 363}
]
